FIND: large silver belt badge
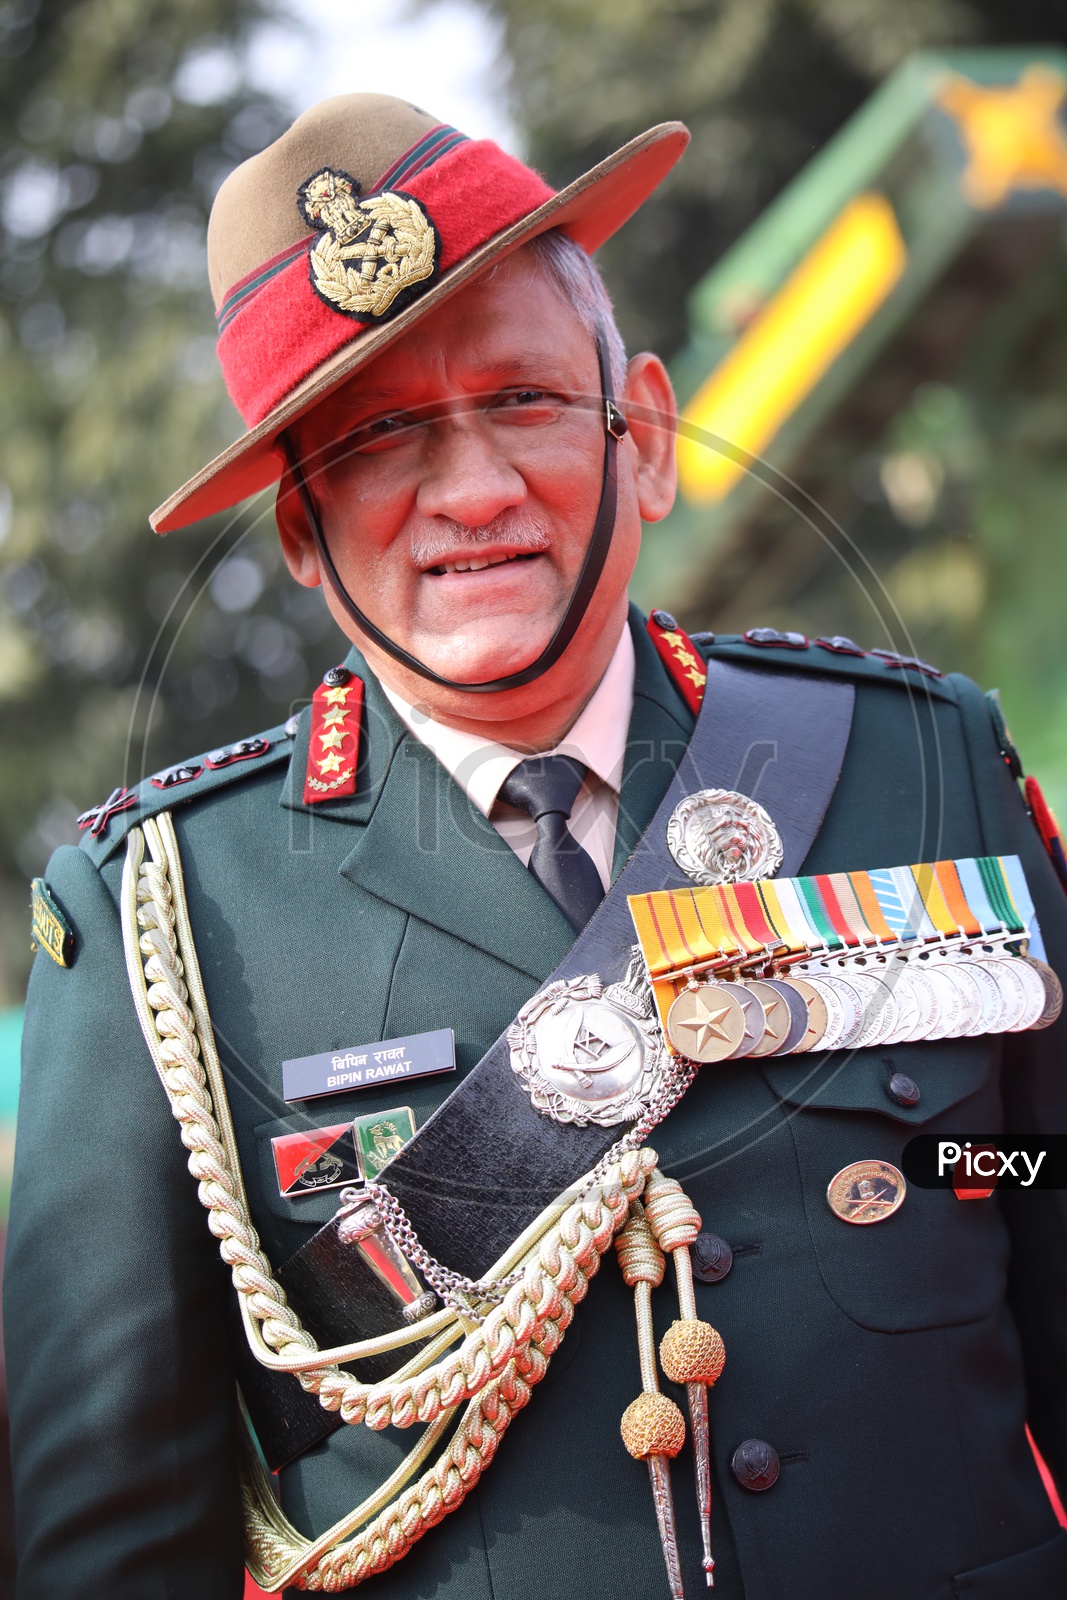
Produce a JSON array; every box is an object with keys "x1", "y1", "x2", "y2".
[
  {"x1": 508, "y1": 953, "x2": 670, "y2": 1127},
  {"x1": 666, "y1": 788, "x2": 784, "y2": 885}
]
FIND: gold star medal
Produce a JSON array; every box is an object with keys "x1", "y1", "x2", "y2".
[{"x1": 666, "y1": 983, "x2": 746, "y2": 1064}]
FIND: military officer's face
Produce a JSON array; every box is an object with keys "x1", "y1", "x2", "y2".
[{"x1": 278, "y1": 245, "x2": 677, "y2": 735}]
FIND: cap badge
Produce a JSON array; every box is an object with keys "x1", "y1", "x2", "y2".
[{"x1": 298, "y1": 167, "x2": 438, "y2": 321}]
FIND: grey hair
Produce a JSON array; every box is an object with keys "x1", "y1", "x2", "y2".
[{"x1": 517, "y1": 228, "x2": 628, "y2": 395}]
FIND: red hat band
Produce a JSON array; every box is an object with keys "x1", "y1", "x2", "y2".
[{"x1": 215, "y1": 127, "x2": 555, "y2": 428}]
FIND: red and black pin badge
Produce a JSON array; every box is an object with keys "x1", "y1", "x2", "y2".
[{"x1": 271, "y1": 1122, "x2": 362, "y2": 1198}]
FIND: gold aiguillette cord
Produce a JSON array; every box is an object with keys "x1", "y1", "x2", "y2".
[
  {"x1": 645, "y1": 1174, "x2": 726, "y2": 1587},
  {"x1": 616, "y1": 1179, "x2": 728, "y2": 1594},
  {"x1": 617, "y1": 1201, "x2": 687, "y2": 1599}
]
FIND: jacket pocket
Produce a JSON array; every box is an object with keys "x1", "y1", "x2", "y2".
[
  {"x1": 954, "y1": 1529, "x2": 1067, "y2": 1597},
  {"x1": 765, "y1": 1037, "x2": 1010, "y2": 1332}
]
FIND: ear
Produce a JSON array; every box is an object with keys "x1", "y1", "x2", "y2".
[
  {"x1": 621, "y1": 352, "x2": 677, "y2": 524},
  {"x1": 275, "y1": 460, "x2": 322, "y2": 588}
]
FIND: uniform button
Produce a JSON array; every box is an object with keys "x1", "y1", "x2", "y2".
[
  {"x1": 731, "y1": 1439, "x2": 781, "y2": 1491},
  {"x1": 323, "y1": 665, "x2": 351, "y2": 688},
  {"x1": 887, "y1": 1072, "x2": 920, "y2": 1107},
  {"x1": 691, "y1": 1232, "x2": 733, "y2": 1283},
  {"x1": 652, "y1": 609, "x2": 678, "y2": 630}
]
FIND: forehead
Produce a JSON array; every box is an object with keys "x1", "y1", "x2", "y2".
[{"x1": 305, "y1": 248, "x2": 597, "y2": 422}]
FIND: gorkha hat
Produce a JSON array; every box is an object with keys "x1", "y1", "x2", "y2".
[{"x1": 151, "y1": 93, "x2": 688, "y2": 533}]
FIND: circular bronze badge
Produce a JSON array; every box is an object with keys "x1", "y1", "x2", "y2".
[
  {"x1": 826, "y1": 1159, "x2": 906, "y2": 1225},
  {"x1": 1027, "y1": 957, "x2": 1064, "y2": 1028},
  {"x1": 781, "y1": 977, "x2": 827, "y2": 1052},
  {"x1": 666, "y1": 983, "x2": 747, "y2": 1063}
]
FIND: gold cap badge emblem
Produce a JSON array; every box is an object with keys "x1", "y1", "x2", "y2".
[{"x1": 298, "y1": 166, "x2": 439, "y2": 321}]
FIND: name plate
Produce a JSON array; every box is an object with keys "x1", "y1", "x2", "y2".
[{"x1": 282, "y1": 1027, "x2": 456, "y2": 1103}]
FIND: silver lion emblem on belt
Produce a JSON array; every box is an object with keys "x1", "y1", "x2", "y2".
[
  {"x1": 508, "y1": 952, "x2": 670, "y2": 1127},
  {"x1": 666, "y1": 787, "x2": 783, "y2": 885}
]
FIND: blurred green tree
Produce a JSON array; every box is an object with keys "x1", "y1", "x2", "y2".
[
  {"x1": 467, "y1": 0, "x2": 1067, "y2": 357},
  {"x1": 0, "y1": 0, "x2": 338, "y2": 1001},
  {"x1": 463, "y1": 0, "x2": 1067, "y2": 813}
]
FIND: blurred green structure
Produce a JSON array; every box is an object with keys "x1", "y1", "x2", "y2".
[{"x1": 634, "y1": 47, "x2": 1067, "y2": 817}]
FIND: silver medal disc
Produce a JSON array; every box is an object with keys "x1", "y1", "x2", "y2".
[
  {"x1": 869, "y1": 952, "x2": 932, "y2": 1044},
  {"x1": 929, "y1": 957, "x2": 985, "y2": 1039},
  {"x1": 955, "y1": 957, "x2": 1006, "y2": 1036},
  {"x1": 666, "y1": 788, "x2": 784, "y2": 886},
  {"x1": 894, "y1": 961, "x2": 941, "y2": 1042},
  {"x1": 975, "y1": 957, "x2": 1028, "y2": 1031},
  {"x1": 875, "y1": 964, "x2": 924, "y2": 1045},
  {"x1": 883, "y1": 966, "x2": 921, "y2": 1043},
  {"x1": 837, "y1": 968, "x2": 900, "y2": 1049},
  {"x1": 917, "y1": 959, "x2": 966, "y2": 1040},
  {"x1": 800, "y1": 968, "x2": 865, "y2": 1049}
]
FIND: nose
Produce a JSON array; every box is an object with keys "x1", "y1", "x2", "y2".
[{"x1": 415, "y1": 414, "x2": 527, "y2": 527}]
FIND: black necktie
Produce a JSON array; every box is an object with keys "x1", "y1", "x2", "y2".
[{"x1": 499, "y1": 755, "x2": 605, "y2": 930}]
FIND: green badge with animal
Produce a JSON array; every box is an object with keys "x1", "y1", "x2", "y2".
[{"x1": 352, "y1": 1106, "x2": 417, "y2": 1180}]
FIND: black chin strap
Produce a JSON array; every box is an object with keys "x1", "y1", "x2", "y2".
[{"x1": 280, "y1": 328, "x2": 628, "y2": 694}]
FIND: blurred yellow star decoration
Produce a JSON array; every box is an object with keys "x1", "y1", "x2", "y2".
[{"x1": 937, "y1": 64, "x2": 1067, "y2": 209}]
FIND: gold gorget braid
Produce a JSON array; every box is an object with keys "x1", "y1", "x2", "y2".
[{"x1": 120, "y1": 815, "x2": 665, "y2": 1591}]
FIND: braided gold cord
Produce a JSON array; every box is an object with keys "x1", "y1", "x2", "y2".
[
  {"x1": 614, "y1": 1205, "x2": 665, "y2": 1289},
  {"x1": 643, "y1": 1172, "x2": 701, "y2": 1255},
  {"x1": 120, "y1": 818, "x2": 659, "y2": 1589}
]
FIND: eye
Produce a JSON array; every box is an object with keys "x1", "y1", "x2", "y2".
[
  {"x1": 493, "y1": 388, "x2": 564, "y2": 422},
  {"x1": 346, "y1": 412, "x2": 419, "y2": 454}
]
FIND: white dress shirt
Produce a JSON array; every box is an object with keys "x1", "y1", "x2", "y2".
[{"x1": 381, "y1": 625, "x2": 635, "y2": 890}]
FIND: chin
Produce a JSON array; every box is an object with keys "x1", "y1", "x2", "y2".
[
  {"x1": 423, "y1": 637, "x2": 549, "y2": 685},
  {"x1": 402, "y1": 615, "x2": 556, "y2": 685}
]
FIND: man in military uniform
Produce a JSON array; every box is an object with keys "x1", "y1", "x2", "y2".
[{"x1": 7, "y1": 92, "x2": 1067, "y2": 1599}]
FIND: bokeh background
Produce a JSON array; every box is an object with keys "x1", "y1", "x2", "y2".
[{"x1": 2, "y1": 2, "x2": 1067, "y2": 1591}]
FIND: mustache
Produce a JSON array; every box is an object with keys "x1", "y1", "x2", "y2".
[{"x1": 410, "y1": 513, "x2": 551, "y2": 569}]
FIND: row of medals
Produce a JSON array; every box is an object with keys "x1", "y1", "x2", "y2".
[{"x1": 665, "y1": 937, "x2": 1063, "y2": 1064}]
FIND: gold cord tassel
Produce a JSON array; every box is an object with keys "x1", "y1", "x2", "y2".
[
  {"x1": 645, "y1": 1174, "x2": 726, "y2": 1588},
  {"x1": 616, "y1": 1202, "x2": 687, "y2": 1600}
]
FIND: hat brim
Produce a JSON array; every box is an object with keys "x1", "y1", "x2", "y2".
[{"x1": 151, "y1": 122, "x2": 688, "y2": 533}]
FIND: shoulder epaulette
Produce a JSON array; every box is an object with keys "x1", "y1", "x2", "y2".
[
  {"x1": 646, "y1": 610, "x2": 707, "y2": 713},
  {"x1": 685, "y1": 621, "x2": 956, "y2": 703},
  {"x1": 77, "y1": 718, "x2": 298, "y2": 869},
  {"x1": 983, "y1": 687, "x2": 1067, "y2": 894}
]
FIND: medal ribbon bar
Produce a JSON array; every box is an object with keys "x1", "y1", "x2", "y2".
[{"x1": 630, "y1": 855, "x2": 1060, "y2": 1058}]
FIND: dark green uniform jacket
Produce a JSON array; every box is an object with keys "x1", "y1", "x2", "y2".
[{"x1": 7, "y1": 609, "x2": 1067, "y2": 1599}]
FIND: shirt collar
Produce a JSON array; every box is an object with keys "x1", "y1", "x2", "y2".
[{"x1": 380, "y1": 622, "x2": 635, "y2": 818}]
